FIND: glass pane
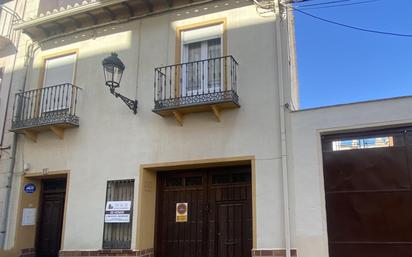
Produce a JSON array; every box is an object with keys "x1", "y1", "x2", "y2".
[
  {"x1": 332, "y1": 136, "x2": 394, "y2": 151},
  {"x1": 207, "y1": 38, "x2": 221, "y2": 90},
  {"x1": 165, "y1": 177, "x2": 183, "y2": 187},
  {"x1": 232, "y1": 173, "x2": 251, "y2": 183},
  {"x1": 185, "y1": 176, "x2": 203, "y2": 186},
  {"x1": 212, "y1": 174, "x2": 231, "y2": 184},
  {"x1": 185, "y1": 42, "x2": 202, "y2": 93}
]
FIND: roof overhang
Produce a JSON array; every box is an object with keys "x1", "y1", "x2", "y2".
[
  {"x1": 14, "y1": 0, "x2": 215, "y2": 41},
  {"x1": 14, "y1": 0, "x2": 126, "y2": 30}
]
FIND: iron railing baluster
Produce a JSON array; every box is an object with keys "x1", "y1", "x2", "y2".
[{"x1": 169, "y1": 66, "x2": 172, "y2": 100}]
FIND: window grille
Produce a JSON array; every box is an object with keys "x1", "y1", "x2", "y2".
[{"x1": 102, "y1": 179, "x2": 134, "y2": 249}]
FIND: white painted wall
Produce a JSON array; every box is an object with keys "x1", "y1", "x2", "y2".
[
  {"x1": 5, "y1": 0, "x2": 296, "y2": 251},
  {"x1": 289, "y1": 96, "x2": 412, "y2": 257}
]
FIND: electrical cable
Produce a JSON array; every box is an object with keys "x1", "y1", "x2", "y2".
[
  {"x1": 297, "y1": 0, "x2": 380, "y2": 10},
  {"x1": 290, "y1": 6, "x2": 412, "y2": 38},
  {"x1": 294, "y1": 0, "x2": 355, "y2": 7}
]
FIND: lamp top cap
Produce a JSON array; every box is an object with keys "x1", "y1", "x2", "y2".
[{"x1": 102, "y1": 52, "x2": 125, "y2": 70}]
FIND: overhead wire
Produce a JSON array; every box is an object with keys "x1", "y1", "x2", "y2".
[
  {"x1": 287, "y1": 4, "x2": 412, "y2": 38},
  {"x1": 293, "y1": 0, "x2": 356, "y2": 7},
  {"x1": 297, "y1": 0, "x2": 380, "y2": 10}
]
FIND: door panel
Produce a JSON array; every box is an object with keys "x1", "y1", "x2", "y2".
[
  {"x1": 322, "y1": 129, "x2": 412, "y2": 257},
  {"x1": 157, "y1": 173, "x2": 206, "y2": 257},
  {"x1": 36, "y1": 179, "x2": 66, "y2": 257},
  {"x1": 37, "y1": 193, "x2": 65, "y2": 257},
  {"x1": 156, "y1": 167, "x2": 252, "y2": 257},
  {"x1": 216, "y1": 203, "x2": 244, "y2": 257}
]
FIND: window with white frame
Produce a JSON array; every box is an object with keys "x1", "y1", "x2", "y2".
[
  {"x1": 181, "y1": 24, "x2": 223, "y2": 96},
  {"x1": 41, "y1": 53, "x2": 76, "y2": 112}
]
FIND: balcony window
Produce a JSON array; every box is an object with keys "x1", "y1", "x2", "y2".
[
  {"x1": 10, "y1": 52, "x2": 80, "y2": 141},
  {"x1": 153, "y1": 21, "x2": 239, "y2": 125},
  {"x1": 182, "y1": 24, "x2": 223, "y2": 96},
  {"x1": 42, "y1": 53, "x2": 77, "y2": 112}
]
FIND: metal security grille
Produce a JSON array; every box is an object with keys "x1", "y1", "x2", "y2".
[{"x1": 103, "y1": 180, "x2": 134, "y2": 249}]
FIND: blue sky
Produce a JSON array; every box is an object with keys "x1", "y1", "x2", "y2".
[{"x1": 293, "y1": 0, "x2": 412, "y2": 108}]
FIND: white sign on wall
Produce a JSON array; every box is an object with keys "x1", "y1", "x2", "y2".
[
  {"x1": 22, "y1": 208, "x2": 36, "y2": 226},
  {"x1": 104, "y1": 201, "x2": 132, "y2": 223}
]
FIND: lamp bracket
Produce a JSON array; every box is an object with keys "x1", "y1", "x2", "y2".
[{"x1": 109, "y1": 88, "x2": 138, "y2": 114}]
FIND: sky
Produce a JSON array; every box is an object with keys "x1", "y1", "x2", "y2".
[{"x1": 292, "y1": 0, "x2": 412, "y2": 109}]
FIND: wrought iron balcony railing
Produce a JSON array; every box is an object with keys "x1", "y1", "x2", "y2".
[
  {"x1": 0, "y1": 5, "x2": 21, "y2": 48},
  {"x1": 11, "y1": 83, "x2": 81, "y2": 134},
  {"x1": 153, "y1": 55, "x2": 239, "y2": 116}
]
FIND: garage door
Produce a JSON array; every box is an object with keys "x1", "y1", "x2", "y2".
[
  {"x1": 322, "y1": 128, "x2": 412, "y2": 257},
  {"x1": 156, "y1": 166, "x2": 253, "y2": 257}
]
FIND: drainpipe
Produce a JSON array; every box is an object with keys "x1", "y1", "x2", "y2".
[{"x1": 275, "y1": 1, "x2": 291, "y2": 257}]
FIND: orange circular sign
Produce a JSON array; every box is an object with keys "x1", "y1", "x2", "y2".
[{"x1": 177, "y1": 203, "x2": 187, "y2": 214}]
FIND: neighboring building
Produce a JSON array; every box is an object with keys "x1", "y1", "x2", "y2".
[
  {"x1": 0, "y1": 0, "x2": 299, "y2": 257},
  {"x1": 0, "y1": 0, "x2": 25, "y2": 255},
  {"x1": 289, "y1": 96, "x2": 412, "y2": 257}
]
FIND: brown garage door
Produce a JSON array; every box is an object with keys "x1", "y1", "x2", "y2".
[
  {"x1": 322, "y1": 128, "x2": 412, "y2": 257},
  {"x1": 155, "y1": 166, "x2": 253, "y2": 257}
]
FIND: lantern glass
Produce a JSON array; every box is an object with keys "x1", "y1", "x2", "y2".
[{"x1": 102, "y1": 53, "x2": 125, "y2": 89}]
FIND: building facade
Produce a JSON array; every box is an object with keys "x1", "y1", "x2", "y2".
[
  {"x1": 2, "y1": 1, "x2": 412, "y2": 257},
  {"x1": 0, "y1": 0, "x2": 299, "y2": 257}
]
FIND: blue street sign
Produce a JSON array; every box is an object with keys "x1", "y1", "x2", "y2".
[{"x1": 24, "y1": 183, "x2": 36, "y2": 194}]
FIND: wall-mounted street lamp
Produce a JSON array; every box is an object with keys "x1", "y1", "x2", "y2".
[{"x1": 102, "y1": 53, "x2": 138, "y2": 114}]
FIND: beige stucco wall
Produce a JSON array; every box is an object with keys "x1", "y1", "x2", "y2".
[
  {"x1": 3, "y1": 0, "x2": 297, "y2": 253},
  {"x1": 288, "y1": 96, "x2": 412, "y2": 257}
]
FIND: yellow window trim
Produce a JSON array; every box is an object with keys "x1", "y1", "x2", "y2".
[
  {"x1": 37, "y1": 49, "x2": 79, "y2": 89},
  {"x1": 174, "y1": 18, "x2": 228, "y2": 96}
]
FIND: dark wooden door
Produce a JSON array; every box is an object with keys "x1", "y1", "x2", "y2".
[
  {"x1": 322, "y1": 128, "x2": 412, "y2": 257},
  {"x1": 36, "y1": 179, "x2": 66, "y2": 257},
  {"x1": 215, "y1": 202, "x2": 246, "y2": 257},
  {"x1": 156, "y1": 166, "x2": 252, "y2": 257}
]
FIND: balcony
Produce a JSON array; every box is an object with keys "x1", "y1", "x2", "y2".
[
  {"x1": 0, "y1": 5, "x2": 20, "y2": 49},
  {"x1": 10, "y1": 83, "x2": 81, "y2": 141},
  {"x1": 153, "y1": 55, "x2": 239, "y2": 125}
]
